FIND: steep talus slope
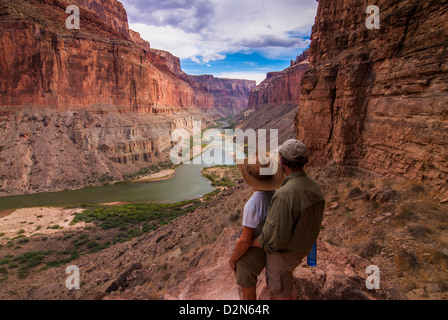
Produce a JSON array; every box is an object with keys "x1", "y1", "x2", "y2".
[
  {"x1": 296, "y1": 0, "x2": 448, "y2": 193},
  {"x1": 0, "y1": 181, "x2": 406, "y2": 300}
]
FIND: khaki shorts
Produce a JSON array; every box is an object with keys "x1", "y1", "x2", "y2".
[
  {"x1": 235, "y1": 247, "x2": 266, "y2": 288},
  {"x1": 236, "y1": 247, "x2": 306, "y2": 297},
  {"x1": 265, "y1": 252, "x2": 306, "y2": 298}
]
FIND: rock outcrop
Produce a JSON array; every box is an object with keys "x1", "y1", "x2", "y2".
[
  {"x1": 0, "y1": 0, "x2": 255, "y2": 195},
  {"x1": 296, "y1": 0, "x2": 448, "y2": 193},
  {"x1": 72, "y1": 0, "x2": 131, "y2": 38},
  {"x1": 248, "y1": 49, "x2": 309, "y2": 110},
  {"x1": 237, "y1": 50, "x2": 309, "y2": 143},
  {"x1": 183, "y1": 75, "x2": 256, "y2": 116},
  {"x1": 0, "y1": 107, "x2": 208, "y2": 196},
  {"x1": 0, "y1": 0, "x2": 213, "y2": 114},
  {"x1": 0, "y1": 0, "x2": 253, "y2": 116}
]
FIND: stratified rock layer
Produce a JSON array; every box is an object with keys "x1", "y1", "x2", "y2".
[
  {"x1": 237, "y1": 50, "x2": 309, "y2": 143},
  {"x1": 0, "y1": 107, "x2": 206, "y2": 196},
  {"x1": 296, "y1": 0, "x2": 448, "y2": 192},
  {"x1": 0, "y1": 0, "x2": 211, "y2": 114},
  {"x1": 184, "y1": 75, "x2": 256, "y2": 116},
  {"x1": 0, "y1": 0, "x2": 253, "y2": 116},
  {"x1": 248, "y1": 49, "x2": 309, "y2": 109},
  {"x1": 0, "y1": 0, "x2": 255, "y2": 195}
]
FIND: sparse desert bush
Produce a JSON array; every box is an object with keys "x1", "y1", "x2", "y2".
[
  {"x1": 354, "y1": 240, "x2": 383, "y2": 259},
  {"x1": 396, "y1": 205, "x2": 417, "y2": 222},
  {"x1": 436, "y1": 276, "x2": 448, "y2": 292},
  {"x1": 394, "y1": 249, "x2": 419, "y2": 272},
  {"x1": 410, "y1": 184, "x2": 425, "y2": 195},
  {"x1": 407, "y1": 224, "x2": 432, "y2": 239},
  {"x1": 348, "y1": 187, "x2": 363, "y2": 198}
]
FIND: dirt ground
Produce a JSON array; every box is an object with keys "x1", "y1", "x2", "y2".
[{"x1": 0, "y1": 207, "x2": 87, "y2": 243}]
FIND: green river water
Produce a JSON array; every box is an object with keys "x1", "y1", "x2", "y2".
[{"x1": 0, "y1": 130, "x2": 241, "y2": 211}]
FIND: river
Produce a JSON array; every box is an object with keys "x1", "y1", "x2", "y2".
[{"x1": 0, "y1": 127, "x2": 240, "y2": 210}]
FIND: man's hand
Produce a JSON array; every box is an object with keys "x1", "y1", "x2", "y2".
[
  {"x1": 229, "y1": 227, "x2": 255, "y2": 271},
  {"x1": 251, "y1": 237, "x2": 261, "y2": 248},
  {"x1": 229, "y1": 258, "x2": 236, "y2": 271}
]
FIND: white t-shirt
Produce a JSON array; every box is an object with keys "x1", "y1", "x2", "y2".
[{"x1": 243, "y1": 191, "x2": 275, "y2": 237}]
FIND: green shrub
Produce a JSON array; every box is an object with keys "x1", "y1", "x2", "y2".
[
  {"x1": 86, "y1": 241, "x2": 99, "y2": 249},
  {"x1": 73, "y1": 200, "x2": 201, "y2": 231}
]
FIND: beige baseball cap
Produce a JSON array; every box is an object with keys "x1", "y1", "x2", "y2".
[{"x1": 278, "y1": 139, "x2": 309, "y2": 162}]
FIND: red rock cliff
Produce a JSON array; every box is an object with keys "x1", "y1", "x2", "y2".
[
  {"x1": 248, "y1": 49, "x2": 309, "y2": 109},
  {"x1": 0, "y1": 0, "x2": 248, "y2": 116},
  {"x1": 183, "y1": 75, "x2": 256, "y2": 116},
  {"x1": 296, "y1": 0, "x2": 448, "y2": 192},
  {"x1": 73, "y1": 0, "x2": 130, "y2": 38}
]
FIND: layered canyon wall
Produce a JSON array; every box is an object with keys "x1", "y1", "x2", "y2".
[
  {"x1": 248, "y1": 49, "x2": 309, "y2": 109},
  {"x1": 238, "y1": 50, "x2": 309, "y2": 143},
  {"x1": 296, "y1": 0, "x2": 448, "y2": 192},
  {"x1": 184, "y1": 75, "x2": 256, "y2": 117},
  {"x1": 0, "y1": 0, "x2": 253, "y2": 195},
  {"x1": 0, "y1": 0, "x2": 214, "y2": 114}
]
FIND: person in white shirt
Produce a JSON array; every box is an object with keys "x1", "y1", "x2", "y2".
[{"x1": 229, "y1": 154, "x2": 284, "y2": 300}]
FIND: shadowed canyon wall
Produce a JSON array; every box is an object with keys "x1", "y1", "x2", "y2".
[{"x1": 296, "y1": 0, "x2": 448, "y2": 192}]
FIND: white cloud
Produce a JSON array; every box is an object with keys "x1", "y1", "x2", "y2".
[{"x1": 125, "y1": 0, "x2": 318, "y2": 62}]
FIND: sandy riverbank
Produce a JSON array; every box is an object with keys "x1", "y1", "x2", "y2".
[{"x1": 133, "y1": 169, "x2": 176, "y2": 182}]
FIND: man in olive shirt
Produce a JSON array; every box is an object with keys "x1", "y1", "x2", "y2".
[{"x1": 252, "y1": 139, "x2": 325, "y2": 300}]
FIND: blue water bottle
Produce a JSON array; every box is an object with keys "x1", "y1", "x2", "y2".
[{"x1": 307, "y1": 243, "x2": 317, "y2": 267}]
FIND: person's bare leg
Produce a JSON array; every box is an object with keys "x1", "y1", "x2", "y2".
[{"x1": 240, "y1": 286, "x2": 257, "y2": 300}]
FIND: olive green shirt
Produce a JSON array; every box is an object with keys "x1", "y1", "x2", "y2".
[{"x1": 258, "y1": 170, "x2": 325, "y2": 255}]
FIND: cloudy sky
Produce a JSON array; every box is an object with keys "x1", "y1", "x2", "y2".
[{"x1": 120, "y1": 0, "x2": 318, "y2": 84}]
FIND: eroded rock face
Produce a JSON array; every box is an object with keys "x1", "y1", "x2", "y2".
[
  {"x1": 73, "y1": 0, "x2": 130, "y2": 38},
  {"x1": 0, "y1": 0, "x2": 253, "y2": 116},
  {"x1": 236, "y1": 50, "x2": 309, "y2": 143},
  {"x1": 248, "y1": 49, "x2": 309, "y2": 109},
  {"x1": 0, "y1": 16, "x2": 212, "y2": 114},
  {"x1": 183, "y1": 75, "x2": 257, "y2": 117},
  {"x1": 296, "y1": 0, "x2": 448, "y2": 193},
  {"x1": 0, "y1": 107, "x2": 204, "y2": 196}
]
